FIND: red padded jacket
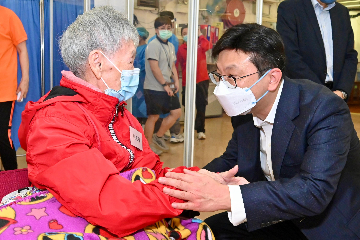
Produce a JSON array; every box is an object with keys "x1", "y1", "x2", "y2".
[{"x1": 18, "y1": 71, "x2": 198, "y2": 237}]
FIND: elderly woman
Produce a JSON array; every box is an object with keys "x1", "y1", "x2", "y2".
[{"x1": 15, "y1": 6, "x2": 210, "y2": 239}]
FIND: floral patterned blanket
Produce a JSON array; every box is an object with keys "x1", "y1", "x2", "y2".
[{"x1": 0, "y1": 167, "x2": 214, "y2": 240}]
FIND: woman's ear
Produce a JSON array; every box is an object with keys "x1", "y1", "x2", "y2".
[
  {"x1": 268, "y1": 68, "x2": 283, "y2": 92},
  {"x1": 88, "y1": 50, "x2": 102, "y2": 79}
]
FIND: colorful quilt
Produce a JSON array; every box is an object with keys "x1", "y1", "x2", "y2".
[{"x1": 0, "y1": 167, "x2": 214, "y2": 240}]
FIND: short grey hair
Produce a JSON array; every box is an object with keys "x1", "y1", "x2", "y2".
[{"x1": 59, "y1": 6, "x2": 139, "y2": 77}]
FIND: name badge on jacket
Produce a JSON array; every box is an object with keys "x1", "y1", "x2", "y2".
[{"x1": 130, "y1": 126, "x2": 143, "y2": 150}]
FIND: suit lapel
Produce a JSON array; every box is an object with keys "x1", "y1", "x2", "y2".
[
  {"x1": 271, "y1": 79, "x2": 299, "y2": 178},
  {"x1": 303, "y1": 0, "x2": 326, "y2": 59}
]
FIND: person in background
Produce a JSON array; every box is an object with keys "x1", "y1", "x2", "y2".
[
  {"x1": 0, "y1": 6, "x2": 29, "y2": 170},
  {"x1": 159, "y1": 23, "x2": 360, "y2": 240},
  {"x1": 277, "y1": 0, "x2": 358, "y2": 101},
  {"x1": 148, "y1": 11, "x2": 179, "y2": 56},
  {"x1": 144, "y1": 16, "x2": 181, "y2": 155},
  {"x1": 148, "y1": 10, "x2": 184, "y2": 144},
  {"x1": 176, "y1": 25, "x2": 210, "y2": 140},
  {"x1": 132, "y1": 27, "x2": 149, "y2": 126}
]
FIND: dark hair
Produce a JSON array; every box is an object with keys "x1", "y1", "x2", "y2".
[
  {"x1": 181, "y1": 24, "x2": 188, "y2": 35},
  {"x1": 133, "y1": 14, "x2": 139, "y2": 26},
  {"x1": 212, "y1": 23, "x2": 286, "y2": 75},
  {"x1": 160, "y1": 11, "x2": 174, "y2": 20},
  {"x1": 154, "y1": 16, "x2": 172, "y2": 29}
]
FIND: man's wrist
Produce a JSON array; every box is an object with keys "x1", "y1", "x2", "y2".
[
  {"x1": 161, "y1": 83, "x2": 167, "y2": 87},
  {"x1": 218, "y1": 184, "x2": 231, "y2": 212}
]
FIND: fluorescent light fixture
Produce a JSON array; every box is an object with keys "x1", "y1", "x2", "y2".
[
  {"x1": 340, "y1": 1, "x2": 360, "y2": 4},
  {"x1": 345, "y1": 4, "x2": 360, "y2": 7}
]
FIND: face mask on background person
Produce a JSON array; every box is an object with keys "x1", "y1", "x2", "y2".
[
  {"x1": 100, "y1": 52, "x2": 140, "y2": 102},
  {"x1": 320, "y1": 0, "x2": 336, "y2": 4},
  {"x1": 213, "y1": 69, "x2": 272, "y2": 116},
  {"x1": 159, "y1": 30, "x2": 172, "y2": 40},
  {"x1": 183, "y1": 35, "x2": 188, "y2": 42}
]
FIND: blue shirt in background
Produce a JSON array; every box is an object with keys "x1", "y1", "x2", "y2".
[{"x1": 132, "y1": 44, "x2": 148, "y2": 118}]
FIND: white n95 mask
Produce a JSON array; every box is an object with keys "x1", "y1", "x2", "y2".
[{"x1": 213, "y1": 69, "x2": 271, "y2": 116}]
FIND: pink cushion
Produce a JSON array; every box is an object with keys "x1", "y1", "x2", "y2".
[{"x1": 0, "y1": 168, "x2": 30, "y2": 200}]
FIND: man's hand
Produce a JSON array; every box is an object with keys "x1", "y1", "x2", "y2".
[
  {"x1": 333, "y1": 90, "x2": 344, "y2": 99},
  {"x1": 159, "y1": 169, "x2": 231, "y2": 212},
  {"x1": 16, "y1": 77, "x2": 29, "y2": 100},
  {"x1": 197, "y1": 169, "x2": 226, "y2": 184},
  {"x1": 219, "y1": 165, "x2": 250, "y2": 185},
  {"x1": 164, "y1": 85, "x2": 174, "y2": 96},
  {"x1": 199, "y1": 166, "x2": 250, "y2": 185},
  {"x1": 173, "y1": 81, "x2": 179, "y2": 94}
]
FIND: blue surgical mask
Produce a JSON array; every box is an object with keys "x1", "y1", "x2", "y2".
[
  {"x1": 100, "y1": 52, "x2": 140, "y2": 102},
  {"x1": 320, "y1": 0, "x2": 335, "y2": 4},
  {"x1": 183, "y1": 35, "x2": 188, "y2": 42},
  {"x1": 159, "y1": 30, "x2": 172, "y2": 40}
]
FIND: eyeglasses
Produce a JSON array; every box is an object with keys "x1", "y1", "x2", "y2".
[{"x1": 209, "y1": 70, "x2": 259, "y2": 89}]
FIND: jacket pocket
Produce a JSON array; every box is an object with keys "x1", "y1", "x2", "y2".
[{"x1": 348, "y1": 209, "x2": 360, "y2": 238}]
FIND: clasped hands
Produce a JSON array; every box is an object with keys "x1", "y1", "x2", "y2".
[{"x1": 158, "y1": 165, "x2": 249, "y2": 212}]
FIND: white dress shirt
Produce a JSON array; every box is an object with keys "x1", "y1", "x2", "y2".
[
  {"x1": 228, "y1": 80, "x2": 284, "y2": 226},
  {"x1": 311, "y1": 0, "x2": 335, "y2": 83}
]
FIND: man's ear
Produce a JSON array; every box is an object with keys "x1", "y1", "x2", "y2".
[
  {"x1": 88, "y1": 50, "x2": 103, "y2": 79},
  {"x1": 268, "y1": 68, "x2": 282, "y2": 92}
]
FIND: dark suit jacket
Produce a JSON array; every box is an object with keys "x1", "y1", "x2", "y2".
[
  {"x1": 276, "y1": 0, "x2": 358, "y2": 97},
  {"x1": 205, "y1": 78, "x2": 360, "y2": 239}
]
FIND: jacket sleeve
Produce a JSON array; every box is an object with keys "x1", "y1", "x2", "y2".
[
  {"x1": 240, "y1": 96, "x2": 352, "y2": 231},
  {"x1": 176, "y1": 48, "x2": 182, "y2": 70},
  {"x1": 276, "y1": 2, "x2": 322, "y2": 84},
  {"x1": 334, "y1": 8, "x2": 358, "y2": 96},
  {"x1": 203, "y1": 128, "x2": 239, "y2": 173},
  {"x1": 198, "y1": 35, "x2": 210, "y2": 52},
  {"x1": 26, "y1": 113, "x2": 185, "y2": 237}
]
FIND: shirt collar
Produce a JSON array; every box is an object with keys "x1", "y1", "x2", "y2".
[
  {"x1": 253, "y1": 80, "x2": 284, "y2": 128},
  {"x1": 156, "y1": 34, "x2": 168, "y2": 45},
  {"x1": 311, "y1": 0, "x2": 336, "y2": 11}
]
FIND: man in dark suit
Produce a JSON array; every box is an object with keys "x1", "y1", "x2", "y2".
[
  {"x1": 277, "y1": 0, "x2": 358, "y2": 101},
  {"x1": 158, "y1": 23, "x2": 360, "y2": 239}
]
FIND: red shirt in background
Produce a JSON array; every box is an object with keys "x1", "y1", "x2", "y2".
[{"x1": 176, "y1": 35, "x2": 210, "y2": 87}]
